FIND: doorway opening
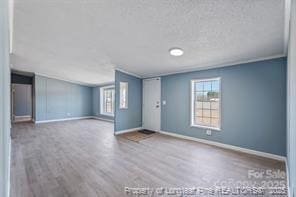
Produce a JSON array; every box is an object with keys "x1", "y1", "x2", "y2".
[{"x1": 11, "y1": 70, "x2": 34, "y2": 123}]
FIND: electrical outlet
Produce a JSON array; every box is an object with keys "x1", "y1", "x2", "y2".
[{"x1": 206, "y1": 129, "x2": 212, "y2": 136}]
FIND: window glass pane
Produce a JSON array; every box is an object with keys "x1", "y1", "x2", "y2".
[
  {"x1": 211, "y1": 110, "x2": 219, "y2": 118},
  {"x1": 208, "y1": 91, "x2": 219, "y2": 101},
  {"x1": 203, "y1": 109, "x2": 211, "y2": 117},
  {"x1": 196, "y1": 101, "x2": 203, "y2": 109},
  {"x1": 195, "y1": 116, "x2": 203, "y2": 124},
  {"x1": 192, "y1": 78, "x2": 220, "y2": 129},
  {"x1": 203, "y1": 117, "x2": 211, "y2": 125},
  {"x1": 100, "y1": 86, "x2": 115, "y2": 115},
  {"x1": 203, "y1": 102, "x2": 210, "y2": 109},
  {"x1": 105, "y1": 89, "x2": 113, "y2": 113},
  {"x1": 120, "y1": 82, "x2": 128, "y2": 109},
  {"x1": 196, "y1": 92, "x2": 204, "y2": 101},
  {"x1": 212, "y1": 80, "x2": 219, "y2": 91},
  {"x1": 204, "y1": 82, "x2": 211, "y2": 91},
  {"x1": 196, "y1": 109, "x2": 203, "y2": 117},
  {"x1": 195, "y1": 82, "x2": 203, "y2": 91},
  {"x1": 211, "y1": 102, "x2": 219, "y2": 110},
  {"x1": 211, "y1": 118, "x2": 219, "y2": 128},
  {"x1": 203, "y1": 92, "x2": 210, "y2": 101}
]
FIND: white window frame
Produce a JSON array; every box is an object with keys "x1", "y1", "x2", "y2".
[
  {"x1": 100, "y1": 85, "x2": 115, "y2": 117},
  {"x1": 190, "y1": 77, "x2": 221, "y2": 131},
  {"x1": 119, "y1": 82, "x2": 128, "y2": 109}
]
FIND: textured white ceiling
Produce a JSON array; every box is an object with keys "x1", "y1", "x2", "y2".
[{"x1": 11, "y1": 0, "x2": 286, "y2": 85}]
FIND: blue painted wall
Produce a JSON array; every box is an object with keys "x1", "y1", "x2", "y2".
[
  {"x1": 35, "y1": 75, "x2": 92, "y2": 121},
  {"x1": 114, "y1": 71, "x2": 142, "y2": 131},
  {"x1": 92, "y1": 84, "x2": 114, "y2": 121},
  {"x1": 161, "y1": 58, "x2": 287, "y2": 156}
]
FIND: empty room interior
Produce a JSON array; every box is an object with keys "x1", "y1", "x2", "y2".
[{"x1": 1, "y1": 0, "x2": 296, "y2": 197}]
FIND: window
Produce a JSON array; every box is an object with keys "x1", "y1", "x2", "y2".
[
  {"x1": 119, "y1": 82, "x2": 128, "y2": 109},
  {"x1": 100, "y1": 86, "x2": 115, "y2": 116},
  {"x1": 191, "y1": 78, "x2": 221, "y2": 130}
]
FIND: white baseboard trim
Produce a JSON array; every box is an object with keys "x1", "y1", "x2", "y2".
[
  {"x1": 13, "y1": 115, "x2": 32, "y2": 122},
  {"x1": 92, "y1": 116, "x2": 114, "y2": 122},
  {"x1": 14, "y1": 115, "x2": 31, "y2": 118},
  {"x1": 35, "y1": 116, "x2": 93, "y2": 124},
  {"x1": 159, "y1": 130, "x2": 286, "y2": 161},
  {"x1": 114, "y1": 127, "x2": 143, "y2": 135}
]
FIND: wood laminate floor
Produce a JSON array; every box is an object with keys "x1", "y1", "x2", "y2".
[{"x1": 10, "y1": 119, "x2": 286, "y2": 197}]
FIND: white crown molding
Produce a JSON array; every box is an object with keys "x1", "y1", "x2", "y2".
[
  {"x1": 115, "y1": 54, "x2": 286, "y2": 79},
  {"x1": 114, "y1": 127, "x2": 143, "y2": 135},
  {"x1": 159, "y1": 130, "x2": 286, "y2": 161},
  {"x1": 93, "y1": 82, "x2": 115, "y2": 87},
  {"x1": 11, "y1": 69, "x2": 34, "y2": 77},
  {"x1": 14, "y1": 55, "x2": 286, "y2": 85},
  {"x1": 12, "y1": 69, "x2": 114, "y2": 87},
  {"x1": 143, "y1": 54, "x2": 287, "y2": 78},
  {"x1": 9, "y1": 62, "x2": 82, "y2": 85},
  {"x1": 115, "y1": 68, "x2": 143, "y2": 79},
  {"x1": 35, "y1": 73, "x2": 101, "y2": 87}
]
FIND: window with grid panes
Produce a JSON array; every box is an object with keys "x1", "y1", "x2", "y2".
[{"x1": 191, "y1": 78, "x2": 221, "y2": 130}]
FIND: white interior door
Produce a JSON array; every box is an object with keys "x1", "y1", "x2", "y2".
[{"x1": 143, "y1": 78, "x2": 161, "y2": 131}]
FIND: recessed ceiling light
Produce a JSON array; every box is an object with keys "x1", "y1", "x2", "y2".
[{"x1": 169, "y1": 48, "x2": 184, "y2": 56}]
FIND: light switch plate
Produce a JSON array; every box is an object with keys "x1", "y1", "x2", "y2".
[{"x1": 162, "y1": 100, "x2": 166, "y2": 105}]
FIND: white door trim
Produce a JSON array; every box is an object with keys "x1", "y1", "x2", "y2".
[{"x1": 142, "y1": 77, "x2": 161, "y2": 131}]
